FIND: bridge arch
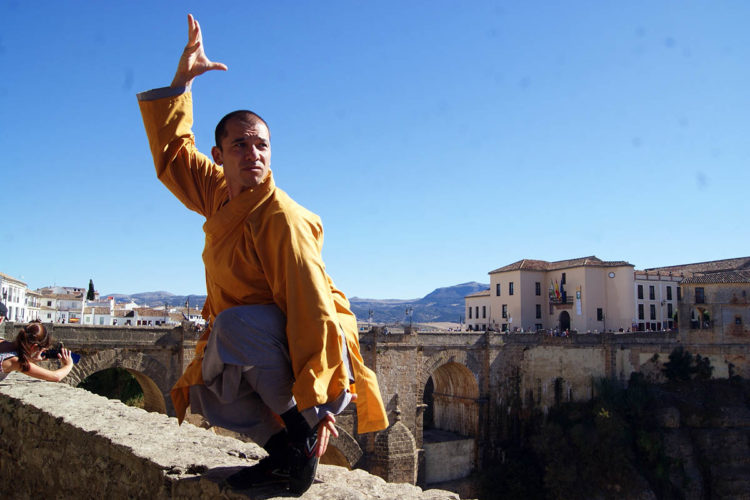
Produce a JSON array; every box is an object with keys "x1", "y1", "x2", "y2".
[
  {"x1": 65, "y1": 349, "x2": 172, "y2": 415},
  {"x1": 424, "y1": 361, "x2": 479, "y2": 436},
  {"x1": 418, "y1": 350, "x2": 482, "y2": 484},
  {"x1": 419, "y1": 350, "x2": 482, "y2": 433},
  {"x1": 419, "y1": 349, "x2": 482, "y2": 436}
]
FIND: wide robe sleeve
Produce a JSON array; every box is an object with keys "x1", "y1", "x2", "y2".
[
  {"x1": 138, "y1": 92, "x2": 224, "y2": 218},
  {"x1": 253, "y1": 204, "x2": 351, "y2": 411},
  {"x1": 139, "y1": 91, "x2": 225, "y2": 421}
]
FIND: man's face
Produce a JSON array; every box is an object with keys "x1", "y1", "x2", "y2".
[{"x1": 211, "y1": 118, "x2": 271, "y2": 198}]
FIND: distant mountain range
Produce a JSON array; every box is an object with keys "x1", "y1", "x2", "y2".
[
  {"x1": 349, "y1": 282, "x2": 489, "y2": 324},
  {"x1": 106, "y1": 282, "x2": 489, "y2": 324}
]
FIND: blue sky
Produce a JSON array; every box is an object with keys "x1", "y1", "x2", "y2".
[{"x1": 1, "y1": 1, "x2": 748, "y2": 299}]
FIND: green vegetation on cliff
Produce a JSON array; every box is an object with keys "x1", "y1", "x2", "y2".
[{"x1": 481, "y1": 349, "x2": 750, "y2": 500}]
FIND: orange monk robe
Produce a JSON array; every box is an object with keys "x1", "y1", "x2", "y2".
[{"x1": 139, "y1": 92, "x2": 388, "y2": 434}]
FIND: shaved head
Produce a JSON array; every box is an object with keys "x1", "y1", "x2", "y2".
[{"x1": 215, "y1": 110, "x2": 269, "y2": 149}]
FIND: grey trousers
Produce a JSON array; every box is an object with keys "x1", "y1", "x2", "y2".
[{"x1": 189, "y1": 304, "x2": 353, "y2": 446}]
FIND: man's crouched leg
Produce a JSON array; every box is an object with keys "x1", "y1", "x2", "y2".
[
  {"x1": 225, "y1": 408, "x2": 320, "y2": 494},
  {"x1": 225, "y1": 430, "x2": 290, "y2": 489},
  {"x1": 281, "y1": 407, "x2": 320, "y2": 495}
]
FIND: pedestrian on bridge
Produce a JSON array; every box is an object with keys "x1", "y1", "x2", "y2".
[{"x1": 137, "y1": 14, "x2": 388, "y2": 494}]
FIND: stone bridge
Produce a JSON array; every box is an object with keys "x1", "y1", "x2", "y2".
[
  {"x1": 2, "y1": 321, "x2": 748, "y2": 494},
  {"x1": 0, "y1": 322, "x2": 195, "y2": 417}
]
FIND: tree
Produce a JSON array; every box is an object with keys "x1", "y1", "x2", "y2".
[
  {"x1": 87, "y1": 279, "x2": 95, "y2": 301},
  {"x1": 662, "y1": 346, "x2": 713, "y2": 382},
  {"x1": 663, "y1": 347, "x2": 693, "y2": 381}
]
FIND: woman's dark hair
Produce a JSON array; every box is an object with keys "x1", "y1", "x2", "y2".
[{"x1": 14, "y1": 321, "x2": 51, "y2": 372}]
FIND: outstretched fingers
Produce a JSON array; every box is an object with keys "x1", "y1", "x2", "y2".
[
  {"x1": 315, "y1": 414, "x2": 339, "y2": 458},
  {"x1": 171, "y1": 14, "x2": 227, "y2": 87}
]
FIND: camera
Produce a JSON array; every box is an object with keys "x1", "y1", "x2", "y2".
[{"x1": 42, "y1": 344, "x2": 81, "y2": 364}]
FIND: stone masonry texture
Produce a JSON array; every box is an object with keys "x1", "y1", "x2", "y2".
[{"x1": 0, "y1": 375, "x2": 459, "y2": 500}]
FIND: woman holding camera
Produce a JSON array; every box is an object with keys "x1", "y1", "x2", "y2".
[{"x1": 0, "y1": 321, "x2": 74, "y2": 382}]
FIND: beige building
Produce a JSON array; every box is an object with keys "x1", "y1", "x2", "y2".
[
  {"x1": 678, "y1": 270, "x2": 750, "y2": 342},
  {"x1": 465, "y1": 289, "x2": 491, "y2": 331},
  {"x1": 467, "y1": 256, "x2": 635, "y2": 333},
  {"x1": 641, "y1": 256, "x2": 750, "y2": 333}
]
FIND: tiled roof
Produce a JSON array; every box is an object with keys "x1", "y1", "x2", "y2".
[
  {"x1": 644, "y1": 257, "x2": 750, "y2": 276},
  {"x1": 0, "y1": 271, "x2": 26, "y2": 285},
  {"x1": 465, "y1": 289, "x2": 491, "y2": 298},
  {"x1": 681, "y1": 270, "x2": 750, "y2": 285},
  {"x1": 84, "y1": 306, "x2": 111, "y2": 315},
  {"x1": 134, "y1": 308, "x2": 168, "y2": 317},
  {"x1": 490, "y1": 256, "x2": 632, "y2": 274}
]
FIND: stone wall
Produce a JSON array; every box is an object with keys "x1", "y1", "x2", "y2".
[
  {"x1": 423, "y1": 439, "x2": 475, "y2": 484},
  {"x1": 366, "y1": 328, "x2": 750, "y2": 487},
  {"x1": 0, "y1": 375, "x2": 458, "y2": 499}
]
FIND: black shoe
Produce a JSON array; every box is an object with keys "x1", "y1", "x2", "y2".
[
  {"x1": 287, "y1": 425, "x2": 319, "y2": 495},
  {"x1": 225, "y1": 455, "x2": 289, "y2": 490}
]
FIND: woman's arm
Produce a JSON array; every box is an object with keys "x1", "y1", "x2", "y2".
[{"x1": 6, "y1": 348, "x2": 74, "y2": 382}]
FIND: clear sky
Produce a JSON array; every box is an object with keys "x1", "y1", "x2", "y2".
[{"x1": 1, "y1": 1, "x2": 748, "y2": 299}]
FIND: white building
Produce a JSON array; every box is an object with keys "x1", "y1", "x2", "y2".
[
  {"x1": 633, "y1": 270, "x2": 682, "y2": 331},
  {"x1": 47, "y1": 293, "x2": 84, "y2": 324},
  {"x1": 0, "y1": 272, "x2": 28, "y2": 322},
  {"x1": 24, "y1": 289, "x2": 43, "y2": 322}
]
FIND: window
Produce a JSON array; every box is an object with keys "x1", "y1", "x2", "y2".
[
  {"x1": 597, "y1": 308, "x2": 603, "y2": 321},
  {"x1": 667, "y1": 303, "x2": 673, "y2": 318},
  {"x1": 496, "y1": 284, "x2": 501, "y2": 296},
  {"x1": 638, "y1": 304, "x2": 644, "y2": 320},
  {"x1": 482, "y1": 306, "x2": 486, "y2": 319},
  {"x1": 695, "y1": 287, "x2": 704, "y2": 304},
  {"x1": 502, "y1": 304, "x2": 507, "y2": 318},
  {"x1": 47, "y1": 300, "x2": 52, "y2": 307},
  {"x1": 650, "y1": 304, "x2": 656, "y2": 320},
  {"x1": 535, "y1": 282, "x2": 541, "y2": 296},
  {"x1": 468, "y1": 307, "x2": 472, "y2": 319},
  {"x1": 637, "y1": 285, "x2": 643, "y2": 299},
  {"x1": 536, "y1": 304, "x2": 542, "y2": 318},
  {"x1": 509, "y1": 282, "x2": 514, "y2": 295},
  {"x1": 475, "y1": 306, "x2": 479, "y2": 318},
  {"x1": 649, "y1": 286, "x2": 655, "y2": 300},
  {"x1": 666, "y1": 286, "x2": 672, "y2": 300},
  {"x1": 677, "y1": 287, "x2": 682, "y2": 301},
  {"x1": 561, "y1": 273, "x2": 566, "y2": 284},
  {"x1": 535, "y1": 323, "x2": 543, "y2": 331},
  {"x1": 736, "y1": 316, "x2": 743, "y2": 325}
]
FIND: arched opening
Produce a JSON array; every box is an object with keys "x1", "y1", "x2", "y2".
[
  {"x1": 428, "y1": 362, "x2": 479, "y2": 436},
  {"x1": 78, "y1": 367, "x2": 166, "y2": 414},
  {"x1": 422, "y1": 361, "x2": 479, "y2": 485},
  {"x1": 423, "y1": 376, "x2": 435, "y2": 429},
  {"x1": 559, "y1": 311, "x2": 571, "y2": 331}
]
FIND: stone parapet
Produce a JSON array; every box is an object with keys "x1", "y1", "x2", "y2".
[{"x1": 0, "y1": 375, "x2": 459, "y2": 499}]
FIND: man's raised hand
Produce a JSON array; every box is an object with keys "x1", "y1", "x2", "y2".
[{"x1": 171, "y1": 14, "x2": 227, "y2": 88}]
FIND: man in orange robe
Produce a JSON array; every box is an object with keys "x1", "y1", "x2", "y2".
[{"x1": 137, "y1": 14, "x2": 387, "y2": 493}]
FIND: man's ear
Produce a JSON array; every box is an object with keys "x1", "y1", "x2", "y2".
[{"x1": 211, "y1": 146, "x2": 224, "y2": 165}]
